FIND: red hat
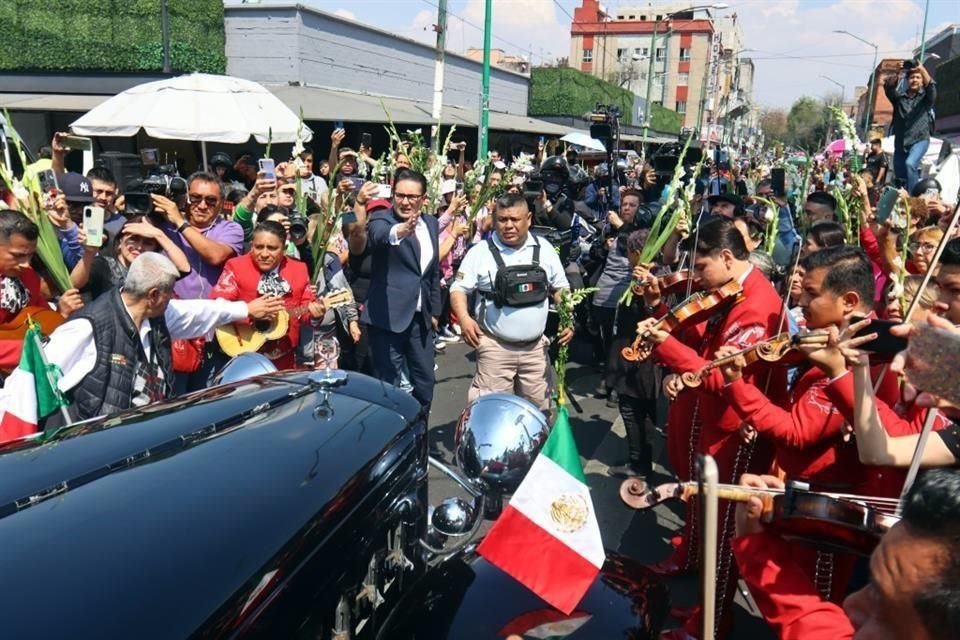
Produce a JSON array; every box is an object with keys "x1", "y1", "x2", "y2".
[{"x1": 366, "y1": 198, "x2": 391, "y2": 212}]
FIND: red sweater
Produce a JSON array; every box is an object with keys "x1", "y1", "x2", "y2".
[{"x1": 210, "y1": 254, "x2": 315, "y2": 367}]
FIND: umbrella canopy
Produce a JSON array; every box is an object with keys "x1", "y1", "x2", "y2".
[
  {"x1": 825, "y1": 139, "x2": 846, "y2": 154},
  {"x1": 560, "y1": 132, "x2": 606, "y2": 152},
  {"x1": 70, "y1": 73, "x2": 311, "y2": 144}
]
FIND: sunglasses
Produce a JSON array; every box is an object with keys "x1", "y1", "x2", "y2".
[{"x1": 188, "y1": 194, "x2": 220, "y2": 207}]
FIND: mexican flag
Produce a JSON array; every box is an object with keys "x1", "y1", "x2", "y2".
[
  {"x1": 0, "y1": 323, "x2": 66, "y2": 443},
  {"x1": 498, "y1": 609, "x2": 592, "y2": 638},
  {"x1": 478, "y1": 405, "x2": 604, "y2": 614}
]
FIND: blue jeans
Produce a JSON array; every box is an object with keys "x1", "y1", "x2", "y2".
[{"x1": 893, "y1": 138, "x2": 929, "y2": 192}]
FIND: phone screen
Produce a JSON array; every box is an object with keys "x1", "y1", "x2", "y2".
[
  {"x1": 360, "y1": 132, "x2": 373, "y2": 148},
  {"x1": 259, "y1": 158, "x2": 276, "y2": 180},
  {"x1": 60, "y1": 135, "x2": 93, "y2": 152},
  {"x1": 83, "y1": 206, "x2": 106, "y2": 248}
]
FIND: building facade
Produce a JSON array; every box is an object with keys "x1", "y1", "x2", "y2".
[{"x1": 569, "y1": 0, "x2": 751, "y2": 142}]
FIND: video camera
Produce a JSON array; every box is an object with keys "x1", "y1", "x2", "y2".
[
  {"x1": 287, "y1": 206, "x2": 309, "y2": 242},
  {"x1": 588, "y1": 104, "x2": 622, "y2": 194},
  {"x1": 124, "y1": 164, "x2": 188, "y2": 223}
]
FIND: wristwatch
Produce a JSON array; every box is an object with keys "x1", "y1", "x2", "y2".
[{"x1": 176, "y1": 221, "x2": 190, "y2": 234}]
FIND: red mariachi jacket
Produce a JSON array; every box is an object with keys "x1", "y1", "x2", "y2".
[
  {"x1": 733, "y1": 531, "x2": 855, "y2": 640},
  {"x1": 654, "y1": 268, "x2": 788, "y2": 457},
  {"x1": 210, "y1": 253, "x2": 315, "y2": 365},
  {"x1": 0, "y1": 269, "x2": 48, "y2": 369},
  {"x1": 723, "y1": 363, "x2": 899, "y2": 492}
]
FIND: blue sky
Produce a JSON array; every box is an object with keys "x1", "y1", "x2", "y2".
[{"x1": 269, "y1": 0, "x2": 957, "y2": 109}]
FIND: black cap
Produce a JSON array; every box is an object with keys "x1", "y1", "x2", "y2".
[
  {"x1": 210, "y1": 152, "x2": 232, "y2": 168},
  {"x1": 707, "y1": 192, "x2": 743, "y2": 210},
  {"x1": 58, "y1": 172, "x2": 94, "y2": 203}
]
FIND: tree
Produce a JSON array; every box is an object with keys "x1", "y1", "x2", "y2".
[
  {"x1": 759, "y1": 108, "x2": 788, "y2": 143},
  {"x1": 786, "y1": 96, "x2": 829, "y2": 152}
]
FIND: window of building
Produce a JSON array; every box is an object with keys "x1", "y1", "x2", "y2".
[
  {"x1": 617, "y1": 48, "x2": 627, "y2": 60},
  {"x1": 655, "y1": 47, "x2": 666, "y2": 61},
  {"x1": 583, "y1": 48, "x2": 593, "y2": 62},
  {"x1": 628, "y1": 15, "x2": 635, "y2": 19},
  {"x1": 640, "y1": 15, "x2": 647, "y2": 20},
  {"x1": 676, "y1": 101, "x2": 687, "y2": 114},
  {"x1": 677, "y1": 72, "x2": 689, "y2": 85},
  {"x1": 679, "y1": 48, "x2": 691, "y2": 61}
]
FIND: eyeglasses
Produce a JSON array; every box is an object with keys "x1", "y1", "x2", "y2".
[
  {"x1": 188, "y1": 194, "x2": 220, "y2": 207},
  {"x1": 393, "y1": 193, "x2": 424, "y2": 202},
  {"x1": 279, "y1": 187, "x2": 297, "y2": 196},
  {"x1": 909, "y1": 242, "x2": 937, "y2": 254}
]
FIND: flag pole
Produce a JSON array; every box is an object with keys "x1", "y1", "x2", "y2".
[{"x1": 27, "y1": 319, "x2": 72, "y2": 428}]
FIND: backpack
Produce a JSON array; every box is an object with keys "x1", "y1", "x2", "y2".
[{"x1": 485, "y1": 237, "x2": 549, "y2": 309}]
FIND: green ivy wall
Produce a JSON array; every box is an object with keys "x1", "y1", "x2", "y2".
[
  {"x1": 529, "y1": 67, "x2": 682, "y2": 134},
  {"x1": 0, "y1": 0, "x2": 226, "y2": 74}
]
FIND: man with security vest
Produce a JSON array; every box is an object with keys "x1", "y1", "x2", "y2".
[{"x1": 451, "y1": 192, "x2": 573, "y2": 412}]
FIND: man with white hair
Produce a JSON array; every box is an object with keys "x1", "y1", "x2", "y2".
[{"x1": 43, "y1": 253, "x2": 284, "y2": 422}]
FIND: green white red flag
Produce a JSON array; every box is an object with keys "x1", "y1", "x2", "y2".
[
  {"x1": 478, "y1": 405, "x2": 604, "y2": 614},
  {"x1": 0, "y1": 323, "x2": 66, "y2": 442}
]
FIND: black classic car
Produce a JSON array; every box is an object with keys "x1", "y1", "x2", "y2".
[{"x1": 0, "y1": 360, "x2": 666, "y2": 639}]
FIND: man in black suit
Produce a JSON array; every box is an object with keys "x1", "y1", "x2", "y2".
[{"x1": 362, "y1": 169, "x2": 441, "y2": 414}]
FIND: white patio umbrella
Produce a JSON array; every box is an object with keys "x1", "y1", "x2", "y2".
[
  {"x1": 70, "y1": 73, "x2": 312, "y2": 169},
  {"x1": 560, "y1": 131, "x2": 606, "y2": 152}
]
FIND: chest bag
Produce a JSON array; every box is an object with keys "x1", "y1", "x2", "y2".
[{"x1": 485, "y1": 238, "x2": 549, "y2": 309}]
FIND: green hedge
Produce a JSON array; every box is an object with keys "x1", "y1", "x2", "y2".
[
  {"x1": 0, "y1": 0, "x2": 225, "y2": 73},
  {"x1": 529, "y1": 67, "x2": 682, "y2": 133}
]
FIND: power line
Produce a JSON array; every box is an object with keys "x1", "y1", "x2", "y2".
[{"x1": 552, "y1": 0, "x2": 574, "y2": 22}]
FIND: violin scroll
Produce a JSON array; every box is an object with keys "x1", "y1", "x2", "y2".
[{"x1": 679, "y1": 370, "x2": 703, "y2": 389}]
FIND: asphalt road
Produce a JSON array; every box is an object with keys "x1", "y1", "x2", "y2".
[{"x1": 425, "y1": 335, "x2": 774, "y2": 639}]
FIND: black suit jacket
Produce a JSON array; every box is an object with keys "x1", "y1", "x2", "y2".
[{"x1": 361, "y1": 208, "x2": 441, "y2": 333}]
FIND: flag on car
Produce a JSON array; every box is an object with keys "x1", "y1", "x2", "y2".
[
  {"x1": 0, "y1": 322, "x2": 66, "y2": 442},
  {"x1": 498, "y1": 608, "x2": 592, "y2": 638},
  {"x1": 478, "y1": 405, "x2": 604, "y2": 614}
]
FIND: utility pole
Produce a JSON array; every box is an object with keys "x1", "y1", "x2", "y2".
[
  {"x1": 478, "y1": 0, "x2": 492, "y2": 158},
  {"x1": 160, "y1": 0, "x2": 171, "y2": 74},
  {"x1": 640, "y1": 18, "x2": 660, "y2": 163},
  {"x1": 430, "y1": 0, "x2": 448, "y2": 155}
]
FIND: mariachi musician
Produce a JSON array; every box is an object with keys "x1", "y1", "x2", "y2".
[
  {"x1": 634, "y1": 217, "x2": 787, "y2": 637},
  {"x1": 210, "y1": 221, "x2": 326, "y2": 370},
  {"x1": 713, "y1": 245, "x2": 910, "y2": 605}
]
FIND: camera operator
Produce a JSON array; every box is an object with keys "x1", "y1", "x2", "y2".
[
  {"x1": 884, "y1": 59, "x2": 937, "y2": 192},
  {"x1": 154, "y1": 172, "x2": 244, "y2": 301},
  {"x1": 451, "y1": 192, "x2": 571, "y2": 413}
]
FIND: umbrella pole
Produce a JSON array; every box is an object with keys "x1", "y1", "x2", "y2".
[{"x1": 201, "y1": 141, "x2": 209, "y2": 172}]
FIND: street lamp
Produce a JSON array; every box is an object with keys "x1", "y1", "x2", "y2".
[
  {"x1": 821, "y1": 75, "x2": 846, "y2": 109},
  {"x1": 833, "y1": 30, "x2": 879, "y2": 137},
  {"x1": 640, "y1": 3, "x2": 728, "y2": 161}
]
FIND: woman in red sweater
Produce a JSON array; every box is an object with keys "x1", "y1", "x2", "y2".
[{"x1": 210, "y1": 221, "x2": 325, "y2": 370}]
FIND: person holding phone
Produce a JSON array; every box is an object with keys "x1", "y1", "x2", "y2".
[{"x1": 884, "y1": 60, "x2": 937, "y2": 192}]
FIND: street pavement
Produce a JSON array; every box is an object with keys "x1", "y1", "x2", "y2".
[{"x1": 426, "y1": 336, "x2": 774, "y2": 639}]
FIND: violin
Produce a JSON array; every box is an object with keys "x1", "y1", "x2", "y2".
[
  {"x1": 620, "y1": 478, "x2": 900, "y2": 556},
  {"x1": 621, "y1": 280, "x2": 743, "y2": 363},
  {"x1": 630, "y1": 269, "x2": 699, "y2": 299},
  {"x1": 679, "y1": 330, "x2": 830, "y2": 388}
]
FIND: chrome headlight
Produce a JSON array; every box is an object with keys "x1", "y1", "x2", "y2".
[{"x1": 211, "y1": 352, "x2": 278, "y2": 386}]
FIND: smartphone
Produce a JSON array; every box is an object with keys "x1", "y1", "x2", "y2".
[
  {"x1": 38, "y1": 169, "x2": 58, "y2": 193},
  {"x1": 334, "y1": 121, "x2": 344, "y2": 130},
  {"x1": 340, "y1": 211, "x2": 358, "y2": 225},
  {"x1": 850, "y1": 316, "x2": 909, "y2": 357},
  {"x1": 258, "y1": 158, "x2": 276, "y2": 180},
  {"x1": 360, "y1": 132, "x2": 373, "y2": 148},
  {"x1": 875, "y1": 186, "x2": 900, "y2": 224},
  {"x1": 771, "y1": 168, "x2": 786, "y2": 197},
  {"x1": 140, "y1": 148, "x2": 160, "y2": 167},
  {"x1": 377, "y1": 184, "x2": 392, "y2": 199},
  {"x1": 538, "y1": 136, "x2": 545, "y2": 145},
  {"x1": 83, "y1": 205, "x2": 106, "y2": 248},
  {"x1": 60, "y1": 135, "x2": 93, "y2": 152}
]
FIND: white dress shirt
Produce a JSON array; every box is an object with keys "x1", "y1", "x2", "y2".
[
  {"x1": 388, "y1": 217, "x2": 434, "y2": 311},
  {"x1": 47, "y1": 297, "x2": 249, "y2": 394}
]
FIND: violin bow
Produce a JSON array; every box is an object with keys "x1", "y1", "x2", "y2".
[
  {"x1": 898, "y1": 193, "x2": 960, "y2": 503},
  {"x1": 698, "y1": 455, "x2": 720, "y2": 640},
  {"x1": 684, "y1": 206, "x2": 708, "y2": 300}
]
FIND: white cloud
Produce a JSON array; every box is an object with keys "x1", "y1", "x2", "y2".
[{"x1": 333, "y1": 8, "x2": 356, "y2": 21}]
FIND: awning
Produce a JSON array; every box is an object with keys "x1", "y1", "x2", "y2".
[
  {"x1": 0, "y1": 93, "x2": 109, "y2": 112},
  {"x1": 621, "y1": 132, "x2": 679, "y2": 144},
  {"x1": 269, "y1": 84, "x2": 569, "y2": 134}
]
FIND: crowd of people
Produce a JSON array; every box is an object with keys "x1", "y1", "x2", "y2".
[{"x1": 0, "y1": 77, "x2": 959, "y2": 639}]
